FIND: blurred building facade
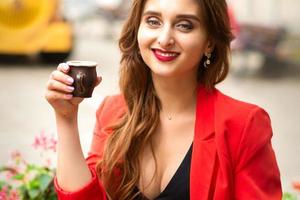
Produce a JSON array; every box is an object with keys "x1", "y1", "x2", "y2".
[{"x1": 229, "y1": 0, "x2": 300, "y2": 33}]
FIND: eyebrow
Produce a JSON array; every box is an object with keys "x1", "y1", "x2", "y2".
[{"x1": 142, "y1": 11, "x2": 201, "y2": 23}]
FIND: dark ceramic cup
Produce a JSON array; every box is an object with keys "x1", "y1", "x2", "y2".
[{"x1": 67, "y1": 61, "x2": 98, "y2": 98}]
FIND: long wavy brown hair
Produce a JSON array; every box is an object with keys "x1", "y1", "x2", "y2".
[{"x1": 97, "y1": 0, "x2": 234, "y2": 199}]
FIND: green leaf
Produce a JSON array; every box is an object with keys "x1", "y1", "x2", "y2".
[
  {"x1": 26, "y1": 164, "x2": 39, "y2": 174},
  {"x1": 13, "y1": 173, "x2": 25, "y2": 180},
  {"x1": 28, "y1": 188, "x2": 40, "y2": 199},
  {"x1": 18, "y1": 184, "x2": 27, "y2": 194},
  {"x1": 49, "y1": 194, "x2": 58, "y2": 200},
  {"x1": 282, "y1": 192, "x2": 298, "y2": 200},
  {"x1": 28, "y1": 179, "x2": 40, "y2": 190},
  {"x1": 0, "y1": 180, "x2": 7, "y2": 188},
  {"x1": 38, "y1": 174, "x2": 52, "y2": 192}
]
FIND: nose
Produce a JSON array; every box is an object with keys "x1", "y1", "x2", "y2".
[{"x1": 157, "y1": 25, "x2": 175, "y2": 48}]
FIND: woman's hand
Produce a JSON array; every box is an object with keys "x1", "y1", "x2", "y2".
[
  {"x1": 46, "y1": 63, "x2": 101, "y2": 191},
  {"x1": 45, "y1": 63, "x2": 101, "y2": 117}
]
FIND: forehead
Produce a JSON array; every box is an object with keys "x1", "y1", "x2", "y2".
[{"x1": 143, "y1": 0, "x2": 201, "y2": 16}]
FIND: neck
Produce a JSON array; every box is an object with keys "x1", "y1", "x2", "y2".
[{"x1": 152, "y1": 74, "x2": 198, "y2": 118}]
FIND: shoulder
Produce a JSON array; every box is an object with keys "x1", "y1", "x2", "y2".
[
  {"x1": 95, "y1": 94, "x2": 127, "y2": 127},
  {"x1": 214, "y1": 89, "x2": 271, "y2": 126},
  {"x1": 215, "y1": 90, "x2": 272, "y2": 145},
  {"x1": 213, "y1": 89, "x2": 273, "y2": 158},
  {"x1": 214, "y1": 89, "x2": 259, "y2": 116},
  {"x1": 213, "y1": 88, "x2": 272, "y2": 131}
]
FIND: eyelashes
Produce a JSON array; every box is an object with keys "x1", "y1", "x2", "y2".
[
  {"x1": 145, "y1": 16, "x2": 194, "y2": 32},
  {"x1": 146, "y1": 17, "x2": 161, "y2": 27},
  {"x1": 176, "y1": 23, "x2": 193, "y2": 30}
]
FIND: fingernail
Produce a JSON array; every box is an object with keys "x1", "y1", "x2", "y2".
[
  {"x1": 67, "y1": 86, "x2": 74, "y2": 92},
  {"x1": 63, "y1": 63, "x2": 69, "y2": 71},
  {"x1": 67, "y1": 77, "x2": 74, "y2": 84}
]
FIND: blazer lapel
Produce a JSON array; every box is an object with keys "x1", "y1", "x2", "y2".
[{"x1": 190, "y1": 85, "x2": 217, "y2": 200}]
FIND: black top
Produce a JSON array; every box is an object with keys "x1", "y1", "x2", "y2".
[{"x1": 134, "y1": 144, "x2": 193, "y2": 200}]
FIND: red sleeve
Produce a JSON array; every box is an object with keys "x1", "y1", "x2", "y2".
[
  {"x1": 234, "y1": 107, "x2": 282, "y2": 199},
  {"x1": 54, "y1": 97, "x2": 111, "y2": 200},
  {"x1": 54, "y1": 168, "x2": 107, "y2": 200}
]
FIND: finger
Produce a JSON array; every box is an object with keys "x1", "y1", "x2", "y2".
[
  {"x1": 57, "y1": 63, "x2": 70, "y2": 73},
  {"x1": 45, "y1": 90, "x2": 73, "y2": 102},
  {"x1": 50, "y1": 70, "x2": 74, "y2": 86},
  {"x1": 47, "y1": 79, "x2": 74, "y2": 94},
  {"x1": 95, "y1": 76, "x2": 102, "y2": 87}
]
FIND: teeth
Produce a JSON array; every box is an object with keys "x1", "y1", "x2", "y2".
[{"x1": 156, "y1": 51, "x2": 178, "y2": 57}]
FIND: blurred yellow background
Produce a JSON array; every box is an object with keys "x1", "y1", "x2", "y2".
[{"x1": 0, "y1": 0, "x2": 299, "y2": 196}]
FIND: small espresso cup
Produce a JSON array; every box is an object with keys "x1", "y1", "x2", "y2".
[{"x1": 67, "y1": 60, "x2": 98, "y2": 98}]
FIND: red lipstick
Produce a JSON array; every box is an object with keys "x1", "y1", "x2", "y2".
[{"x1": 152, "y1": 49, "x2": 180, "y2": 62}]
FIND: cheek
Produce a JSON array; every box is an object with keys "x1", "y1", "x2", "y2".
[
  {"x1": 137, "y1": 27, "x2": 143, "y2": 49},
  {"x1": 137, "y1": 26, "x2": 157, "y2": 50},
  {"x1": 182, "y1": 35, "x2": 207, "y2": 57},
  {"x1": 137, "y1": 27, "x2": 152, "y2": 65}
]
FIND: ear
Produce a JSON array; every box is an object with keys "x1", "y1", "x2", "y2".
[{"x1": 204, "y1": 39, "x2": 215, "y2": 55}]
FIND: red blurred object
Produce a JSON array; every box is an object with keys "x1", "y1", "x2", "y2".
[
  {"x1": 293, "y1": 181, "x2": 300, "y2": 191},
  {"x1": 228, "y1": 6, "x2": 240, "y2": 37}
]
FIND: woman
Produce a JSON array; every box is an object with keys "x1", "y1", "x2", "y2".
[{"x1": 45, "y1": 0, "x2": 282, "y2": 199}]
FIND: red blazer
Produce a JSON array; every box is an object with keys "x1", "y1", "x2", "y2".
[{"x1": 55, "y1": 86, "x2": 282, "y2": 199}]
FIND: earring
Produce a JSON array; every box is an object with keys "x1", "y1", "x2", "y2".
[{"x1": 204, "y1": 53, "x2": 211, "y2": 68}]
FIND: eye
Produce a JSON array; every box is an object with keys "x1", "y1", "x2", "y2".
[
  {"x1": 176, "y1": 21, "x2": 193, "y2": 31},
  {"x1": 145, "y1": 16, "x2": 161, "y2": 27}
]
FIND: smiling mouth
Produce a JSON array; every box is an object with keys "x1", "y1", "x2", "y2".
[{"x1": 152, "y1": 48, "x2": 180, "y2": 62}]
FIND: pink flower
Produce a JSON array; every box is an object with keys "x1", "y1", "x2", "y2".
[
  {"x1": 0, "y1": 191, "x2": 7, "y2": 200},
  {"x1": 48, "y1": 136, "x2": 57, "y2": 152},
  {"x1": 9, "y1": 150, "x2": 26, "y2": 167},
  {"x1": 32, "y1": 131, "x2": 46, "y2": 150},
  {"x1": 0, "y1": 188, "x2": 20, "y2": 200},
  {"x1": 0, "y1": 186, "x2": 8, "y2": 200},
  {"x1": 9, "y1": 189, "x2": 20, "y2": 200},
  {"x1": 5, "y1": 170, "x2": 16, "y2": 180},
  {"x1": 10, "y1": 151, "x2": 21, "y2": 161},
  {"x1": 32, "y1": 131, "x2": 57, "y2": 152}
]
